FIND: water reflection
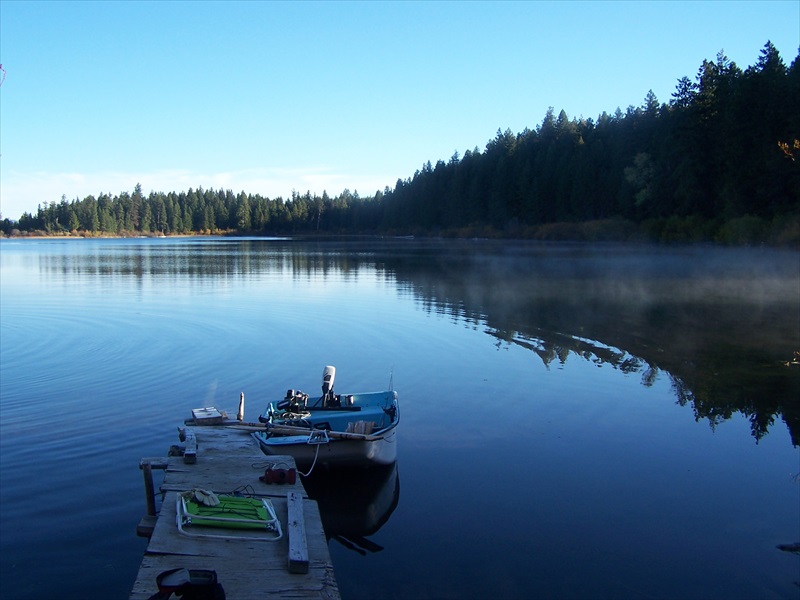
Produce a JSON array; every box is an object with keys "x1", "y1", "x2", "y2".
[
  {"x1": 383, "y1": 241, "x2": 800, "y2": 446},
  {"x1": 5, "y1": 238, "x2": 797, "y2": 600},
  {"x1": 25, "y1": 238, "x2": 800, "y2": 445},
  {"x1": 32, "y1": 238, "x2": 389, "y2": 282},
  {"x1": 493, "y1": 326, "x2": 800, "y2": 443},
  {"x1": 301, "y1": 463, "x2": 400, "y2": 554}
]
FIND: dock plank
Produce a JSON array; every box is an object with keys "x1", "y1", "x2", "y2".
[
  {"x1": 130, "y1": 554, "x2": 339, "y2": 600},
  {"x1": 288, "y1": 491, "x2": 310, "y2": 574},
  {"x1": 130, "y1": 427, "x2": 338, "y2": 599},
  {"x1": 159, "y1": 429, "x2": 305, "y2": 496}
]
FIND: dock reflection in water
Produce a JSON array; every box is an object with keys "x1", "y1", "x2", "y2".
[
  {"x1": 301, "y1": 462, "x2": 399, "y2": 555},
  {"x1": 2, "y1": 238, "x2": 797, "y2": 600}
]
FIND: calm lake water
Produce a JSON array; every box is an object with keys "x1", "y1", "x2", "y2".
[{"x1": 0, "y1": 237, "x2": 798, "y2": 600}]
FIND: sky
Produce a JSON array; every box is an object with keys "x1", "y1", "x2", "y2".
[{"x1": 0, "y1": 1, "x2": 798, "y2": 220}]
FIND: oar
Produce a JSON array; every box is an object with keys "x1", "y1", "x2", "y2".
[{"x1": 229, "y1": 422, "x2": 382, "y2": 442}]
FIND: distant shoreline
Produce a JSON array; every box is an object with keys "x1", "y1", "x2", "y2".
[{"x1": 3, "y1": 214, "x2": 800, "y2": 247}]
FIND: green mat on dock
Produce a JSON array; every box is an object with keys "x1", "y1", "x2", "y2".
[
  {"x1": 176, "y1": 493, "x2": 283, "y2": 540},
  {"x1": 183, "y1": 495, "x2": 272, "y2": 529}
]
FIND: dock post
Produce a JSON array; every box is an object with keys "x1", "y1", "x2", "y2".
[
  {"x1": 139, "y1": 457, "x2": 169, "y2": 515},
  {"x1": 131, "y1": 429, "x2": 339, "y2": 597},
  {"x1": 237, "y1": 391, "x2": 245, "y2": 421},
  {"x1": 137, "y1": 458, "x2": 169, "y2": 538},
  {"x1": 184, "y1": 432, "x2": 197, "y2": 464},
  {"x1": 287, "y1": 491, "x2": 309, "y2": 574},
  {"x1": 142, "y1": 461, "x2": 156, "y2": 516}
]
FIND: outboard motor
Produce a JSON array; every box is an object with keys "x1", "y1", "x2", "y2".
[
  {"x1": 321, "y1": 365, "x2": 336, "y2": 407},
  {"x1": 278, "y1": 388, "x2": 309, "y2": 413}
]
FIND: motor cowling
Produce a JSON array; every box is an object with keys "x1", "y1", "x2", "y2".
[{"x1": 321, "y1": 365, "x2": 336, "y2": 406}]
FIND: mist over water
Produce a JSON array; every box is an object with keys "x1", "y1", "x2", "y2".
[{"x1": 1, "y1": 238, "x2": 797, "y2": 599}]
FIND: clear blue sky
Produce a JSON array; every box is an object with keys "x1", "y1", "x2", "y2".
[{"x1": 1, "y1": 0, "x2": 798, "y2": 220}]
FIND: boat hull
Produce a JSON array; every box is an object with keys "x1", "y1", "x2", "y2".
[
  {"x1": 253, "y1": 425, "x2": 397, "y2": 469},
  {"x1": 253, "y1": 389, "x2": 399, "y2": 469}
]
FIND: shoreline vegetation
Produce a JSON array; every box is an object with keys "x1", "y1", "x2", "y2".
[
  {"x1": 2, "y1": 42, "x2": 798, "y2": 247},
  {"x1": 3, "y1": 214, "x2": 799, "y2": 246}
]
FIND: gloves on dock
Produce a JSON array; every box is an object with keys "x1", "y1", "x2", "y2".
[{"x1": 190, "y1": 488, "x2": 220, "y2": 506}]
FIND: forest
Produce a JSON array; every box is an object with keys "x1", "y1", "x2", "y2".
[{"x1": 3, "y1": 42, "x2": 798, "y2": 244}]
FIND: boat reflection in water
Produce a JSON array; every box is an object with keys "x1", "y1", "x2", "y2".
[{"x1": 301, "y1": 462, "x2": 399, "y2": 555}]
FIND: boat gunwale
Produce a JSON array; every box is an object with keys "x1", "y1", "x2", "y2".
[
  {"x1": 263, "y1": 390, "x2": 399, "y2": 439},
  {"x1": 252, "y1": 390, "x2": 398, "y2": 466}
]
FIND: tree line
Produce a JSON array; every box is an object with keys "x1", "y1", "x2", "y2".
[
  {"x1": 3, "y1": 42, "x2": 798, "y2": 243},
  {"x1": 6, "y1": 185, "x2": 383, "y2": 237}
]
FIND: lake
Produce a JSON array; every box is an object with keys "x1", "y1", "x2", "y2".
[{"x1": 0, "y1": 237, "x2": 798, "y2": 599}]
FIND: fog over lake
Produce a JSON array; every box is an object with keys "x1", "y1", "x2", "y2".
[{"x1": 1, "y1": 238, "x2": 797, "y2": 599}]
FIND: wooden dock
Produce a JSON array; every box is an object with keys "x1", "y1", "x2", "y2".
[{"x1": 130, "y1": 426, "x2": 340, "y2": 599}]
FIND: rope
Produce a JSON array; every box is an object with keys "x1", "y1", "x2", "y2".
[{"x1": 298, "y1": 443, "x2": 321, "y2": 477}]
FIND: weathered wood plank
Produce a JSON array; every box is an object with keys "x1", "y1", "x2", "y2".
[
  {"x1": 130, "y1": 553, "x2": 339, "y2": 599},
  {"x1": 288, "y1": 491, "x2": 309, "y2": 574},
  {"x1": 139, "y1": 457, "x2": 170, "y2": 469},
  {"x1": 184, "y1": 431, "x2": 197, "y2": 464},
  {"x1": 191, "y1": 406, "x2": 226, "y2": 425},
  {"x1": 136, "y1": 515, "x2": 158, "y2": 539},
  {"x1": 155, "y1": 429, "x2": 306, "y2": 496},
  {"x1": 147, "y1": 493, "x2": 327, "y2": 556},
  {"x1": 157, "y1": 459, "x2": 304, "y2": 497},
  {"x1": 131, "y1": 425, "x2": 337, "y2": 599}
]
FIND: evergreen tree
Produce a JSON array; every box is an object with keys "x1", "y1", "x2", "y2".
[{"x1": 236, "y1": 192, "x2": 251, "y2": 231}]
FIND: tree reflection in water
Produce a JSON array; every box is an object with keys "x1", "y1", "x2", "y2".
[
  {"x1": 38, "y1": 238, "x2": 800, "y2": 445},
  {"x1": 381, "y1": 241, "x2": 800, "y2": 446}
]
